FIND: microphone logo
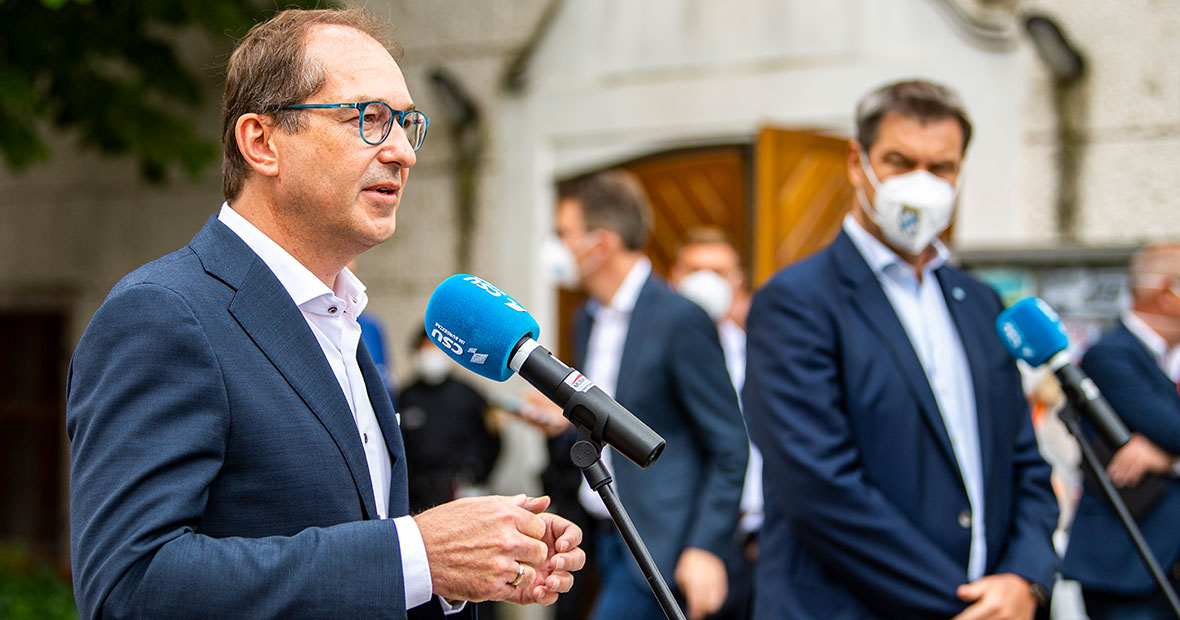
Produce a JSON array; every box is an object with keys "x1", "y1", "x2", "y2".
[
  {"x1": 430, "y1": 325, "x2": 465, "y2": 356},
  {"x1": 465, "y1": 275, "x2": 505, "y2": 296},
  {"x1": 463, "y1": 275, "x2": 529, "y2": 313},
  {"x1": 998, "y1": 321, "x2": 1037, "y2": 360}
]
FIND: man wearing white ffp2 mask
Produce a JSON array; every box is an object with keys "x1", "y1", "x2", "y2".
[
  {"x1": 857, "y1": 149, "x2": 959, "y2": 256},
  {"x1": 852, "y1": 114, "x2": 964, "y2": 261},
  {"x1": 745, "y1": 79, "x2": 1057, "y2": 620}
]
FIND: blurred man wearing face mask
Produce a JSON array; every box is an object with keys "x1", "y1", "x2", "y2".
[
  {"x1": 670, "y1": 228, "x2": 762, "y2": 620},
  {"x1": 1062, "y1": 242, "x2": 1180, "y2": 620},
  {"x1": 743, "y1": 80, "x2": 1058, "y2": 620},
  {"x1": 399, "y1": 328, "x2": 501, "y2": 514},
  {"x1": 525, "y1": 170, "x2": 748, "y2": 620}
]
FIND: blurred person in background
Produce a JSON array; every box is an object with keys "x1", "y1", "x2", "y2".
[
  {"x1": 670, "y1": 227, "x2": 761, "y2": 620},
  {"x1": 399, "y1": 328, "x2": 502, "y2": 514},
  {"x1": 523, "y1": 169, "x2": 749, "y2": 620},
  {"x1": 1062, "y1": 241, "x2": 1180, "y2": 620},
  {"x1": 743, "y1": 79, "x2": 1058, "y2": 620}
]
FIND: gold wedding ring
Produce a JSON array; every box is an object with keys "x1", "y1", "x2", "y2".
[{"x1": 509, "y1": 562, "x2": 526, "y2": 587}]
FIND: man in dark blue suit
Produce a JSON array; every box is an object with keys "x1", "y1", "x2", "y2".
[
  {"x1": 743, "y1": 80, "x2": 1058, "y2": 620},
  {"x1": 528, "y1": 170, "x2": 748, "y2": 620},
  {"x1": 66, "y1": 9, "x2": 583, "y2": 619},
  {"x1": 1062, "y1": 242, "x2": 1180, "y2": 619}
]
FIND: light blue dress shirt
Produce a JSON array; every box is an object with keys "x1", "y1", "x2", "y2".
[{"x1": 844, "y1": 215, "x2": 986, "y2": 581}]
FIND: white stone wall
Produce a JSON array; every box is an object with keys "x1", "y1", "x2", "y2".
[{"x1": 1017, "y1": 0, "x2": 1180, "y2": 247}]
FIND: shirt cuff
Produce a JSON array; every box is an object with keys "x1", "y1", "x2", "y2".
[
  {"x1": 393, "y1": 515, "x2": 433, "y2": 609},
  {"x1": 393, "y1": 516, "x2": 469, "y2": 614},
  {"x1": 439, "y1": 596, "x2": 468, "y2": 615}
]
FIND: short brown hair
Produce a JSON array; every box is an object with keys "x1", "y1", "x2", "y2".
[
  {"x1": 221, "y1": 9, "x2": 398, "y2": 200},
  {"x1": 557, "y1": 170, "x2": 652, "y2": 251},
  {"x1": 680, "y1": 226, "x2": 736, "y2": 252},
  {"x1": 855, "y1": 79, "x2": 973, "y2": 154}
]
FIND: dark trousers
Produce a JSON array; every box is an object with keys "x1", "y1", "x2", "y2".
[
  {"x1": 587, "y1": 528, "x2": 668, "y2": 620},
  {"x1": 710, "y1": 532, "x2": 757, "y2": 620},
  {"x1": 1082, "y1": 572, "x2": 1180, "y2": 620}
]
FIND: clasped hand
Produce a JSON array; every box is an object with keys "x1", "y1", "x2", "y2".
[{"x1": 415, "y1": 494, "x2": 585, "y2": 605}]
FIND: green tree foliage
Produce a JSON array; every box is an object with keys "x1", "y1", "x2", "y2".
[
  {"x1": 0, "y1": 545, "x2": 78, "y2": 620},
  {"x1": 0, "y1": 0, "x2": 327, "y2": 182}
]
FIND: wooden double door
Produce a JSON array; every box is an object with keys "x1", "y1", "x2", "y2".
[{"x1": 556, "y1": 127, "x2": 855, "y2": 359}]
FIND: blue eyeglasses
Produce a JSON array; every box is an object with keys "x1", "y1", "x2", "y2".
[{"x1": 282, "y1": 101, "x2": 431, "y2": 151}]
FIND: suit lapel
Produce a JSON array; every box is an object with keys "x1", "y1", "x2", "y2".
[
  {"x1": 1115, "y1": 321, "x2": 1174, "y2": 386},
  {"x1": 192, "y1": 217, "x2": 380, "y2": 520},
  {"x1": 831, "y1": 232, "x2": 960, "y2": 471},
  {"x1": 936, "y1": 268, "x2": 993, "y2": 478},
  {"x1": 574, "y1": 305, "x2": 594, "y2": 368},
  {"x1": 615, "y1": 276, "x2": 657, "y2": 406}
]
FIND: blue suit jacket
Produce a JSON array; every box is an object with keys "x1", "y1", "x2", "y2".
[
  {"x1": 67, "y1": 216, "x2": 459, "y2": 619},
  {"x1": 574, "y1": 274, "x2": 748, "y2": 589},
  {"x1": 1062, "y1": 321, "x2": 1180, "y2": 594},
  {"x1": 743, "y1": 231, "x2": 1058, "y2": 619}
]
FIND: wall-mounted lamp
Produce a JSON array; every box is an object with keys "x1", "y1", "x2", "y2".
[{"x1": 1025, "y1": 14, "x2": 1085, "y2": 83}]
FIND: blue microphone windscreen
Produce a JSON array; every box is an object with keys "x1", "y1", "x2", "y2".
[
  {"x1": 995, "y1": 297, "x2": 1069, "y2": 368},
  {"x1": 424, "y1": 274, "x2": 541, "y2": 382}
]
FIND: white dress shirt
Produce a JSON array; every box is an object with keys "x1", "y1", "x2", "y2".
[
  {"x1": 218, "y1": 204, "x2": 445, "y2": 611},
  {"x1": 718, "y1": 319, "x2": 764, "y2": 536},
  {"x1": 1123, "y1": 309, "x2": 1180, "y2": 382},
  {"x1": 577, "y1": 257, "x2": 652, "y2": 520},
  {"x1": 844, "y1": 215, "x2": 987, "y2": 581}
]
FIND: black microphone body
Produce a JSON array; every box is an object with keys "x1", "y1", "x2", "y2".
[
  {"x1": 1047, "y1": 351, "x2": 1132, "y2": 449},
  {"x1": 510, "y1": 336, "x2": 665, "y2": 469}
]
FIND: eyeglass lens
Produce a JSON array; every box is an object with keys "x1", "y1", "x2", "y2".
[{"x1": 360, "y1": 102, "x2": 427, "y2": 150}]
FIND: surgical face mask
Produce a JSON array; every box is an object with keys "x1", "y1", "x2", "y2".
[
  {"x1": 540, "y1": 232, "x2": 605, "y2": 289},
  {"x1": 677, "y1": 269, "x2": 733, "y2": 322},
  {"x1": 540, "y1": 236, "x2": 580, "y2": 289},
  {"x1": 859, "y1": 152, "x2": 958, "y2": 255},
  {"x1": 413, "y1": 348, "x2": 452, "y2": 385}
]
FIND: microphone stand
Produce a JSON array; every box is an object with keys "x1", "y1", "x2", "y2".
[
  {"x1": 569, "y1": 425, "x2": 687, "y2": 620},
  {"x1": 1058, "y1": 403, "x2": 1180, "y2": 619}
]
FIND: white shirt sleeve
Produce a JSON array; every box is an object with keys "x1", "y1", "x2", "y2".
[{"x1": 393, "y1": 515, "x2": 467, "y2": 614}]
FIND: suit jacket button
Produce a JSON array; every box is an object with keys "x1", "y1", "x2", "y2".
[{"x1": 957, "y1": 509, "x2": 971, "y2": 529}]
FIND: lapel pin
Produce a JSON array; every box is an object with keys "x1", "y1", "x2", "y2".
[{"x1": 952, "y1": 287, "x2": 966, "y2": 301}]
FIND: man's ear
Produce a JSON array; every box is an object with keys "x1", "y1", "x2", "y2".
[
  {"x1": 235, "y1": 113, "x2": 280, "y2": 178},
  {"x1": 598, "y1": 229, "x2": 626, "y2": 254},
  {"x1": 847, "y1": 140, "x2": 867, "y2": 188},
  {"x1": 1161, "y1": 278, "x2": 1180, "y2": 314}
]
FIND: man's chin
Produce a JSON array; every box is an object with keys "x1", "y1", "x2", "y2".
[{"x1": 358, "y1": 209, "x2": 398, "y2": 243}]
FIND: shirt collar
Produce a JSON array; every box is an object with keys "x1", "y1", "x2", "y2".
[
  {"x1": 218, "y1": 203, "x2": 367, "y2": 314},
  {"x1": 1122, "y1": 308, "x2": 1170, "y2": 369},
  {"x1": 842, "y1": 214, "x2": 949, "y2": 280},
  {"x1": 590, "y1": 257, "x2": 651, "y2": 318}
]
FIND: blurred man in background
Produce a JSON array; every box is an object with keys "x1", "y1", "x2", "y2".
[
  {"x1": 743, "y1": 79, "x2": 1058, "y2": 619},
  {"x1": 399, "y1": 328, "x2": 501, "y2": 513},
  {"x1": 526, "y1": 170, "x2": 749, "y2": 620},
  {"x1": 1062, "y1": 242, "x2": 1180, "y2": 619},
  {"x1": 670, "y1": 227, "x2": 761, "y2": 620}
]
